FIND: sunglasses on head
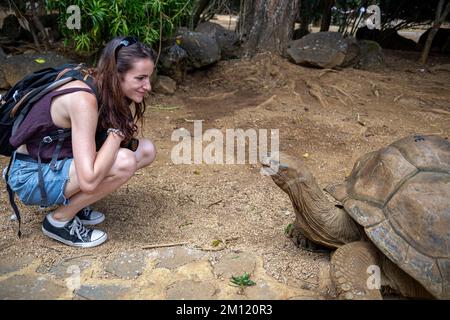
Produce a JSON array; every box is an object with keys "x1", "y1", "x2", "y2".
[{"x1": 115, "y1": 37, "x2": 138, "y2": 59}]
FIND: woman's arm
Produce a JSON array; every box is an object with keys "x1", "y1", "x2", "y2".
[{"x1": 69, "y1": 91, "x2": 124, "y2": 194}]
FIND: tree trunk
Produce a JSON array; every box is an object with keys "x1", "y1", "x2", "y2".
[
  {"x1": 238, "y1": 0, "x2": 300, "y2": 56},
  {"x1": 193, "y1": 0, "x2": 212, "y2": 28},
  {"x1": 320, "y1": 0, "x2": 335, "y2": 32},
  {"x1": 298, "y1": 0, "x2": 315, "y2": 33},
  {"x1": 299, "y1": 13, "x2": 310, "y2": 33},
  {"x1": 420, "y1": 0, "x2": 450, "y2": 65}
]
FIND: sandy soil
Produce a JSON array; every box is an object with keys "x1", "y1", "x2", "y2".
[{"x1": 0, "y1": 48, "x2": 449, "y2": 298}]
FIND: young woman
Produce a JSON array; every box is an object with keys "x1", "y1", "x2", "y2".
[{"x1": 7, "y1": 37, "x2": 157, "y2": 248}]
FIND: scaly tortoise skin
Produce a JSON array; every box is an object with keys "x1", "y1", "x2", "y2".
[{"x1": 262, "y1": 135, "x2": 450, "y2": 299}]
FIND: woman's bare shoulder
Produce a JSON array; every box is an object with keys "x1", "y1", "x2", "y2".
[
  {"x1": 57, "y1": 80, "x2": 97, "y2": 109},
  {"x1": 56, "y1": 79, "x2": 94, "y2": 91},
  {"x1": 52, "y1": 80, "x2": 98, "y2": 123}
]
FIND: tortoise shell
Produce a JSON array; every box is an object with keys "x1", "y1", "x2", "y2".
[{"x1": 334, "y1": 135, "x2": 450, "y2": 299}]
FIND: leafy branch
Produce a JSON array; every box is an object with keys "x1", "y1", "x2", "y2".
[{"x1": 45, "y1": 0, "x2": 195, "y2": 54}]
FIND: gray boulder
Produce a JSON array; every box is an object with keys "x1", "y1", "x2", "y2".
[
  {"x1": 287, "y1": 32, "x2": 348, "y2": 69},
  {"x1": 195, "y1": 22, "x2": 240, "y2": 59},
  {"x1": 341, "y1": 37, "x2": 361, "y2": 68},
  {"x1": 0, "y1": 47, "x2": 6, "y2": 60},
  {"x1": 0, "y1": 71, "x2": 9, "y2": 90},
  {"x1": 153, "y1": 75, "x2": 177, "y2": 95},
  {"x1": 356, "y1": 27, "x2": 420, "y2": 51},
  {"x1": 0, "y1": 48, "x2": 7, "y2": 89},
  {"x1": 158, "y1": 43, "x2": 188, "y2": 83},
  {"x1": 0, "y1": 14, "x2": 33, "y2": 42},
  {"x1": 418, "y1": 28, "x2": 450, "y2": 53},
  {"x1": 2, "y1": 52, "x2": 74, "y2": 87},
  {"x1": 177, "y1": 31, "x2": 221, "y2": 70},
  {"x1": 356, "y1": 40, "x2": 385, "y2": 70}
]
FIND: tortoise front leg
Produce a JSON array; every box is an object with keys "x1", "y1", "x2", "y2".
[
  {"x1": 287, "y1": 224, "x2": 332, "y2": 253},
  {"x1": 330, "y1": 241, "x2": 383, "y2": 300}
]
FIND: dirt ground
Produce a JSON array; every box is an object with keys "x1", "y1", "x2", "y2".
[{"x1": 0, "y1": 48, "x2": 449, "y2": 299}]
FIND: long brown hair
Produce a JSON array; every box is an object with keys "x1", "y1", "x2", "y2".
[{"x1": 94, "y1": 37, "x2": 156, "y2": 143}]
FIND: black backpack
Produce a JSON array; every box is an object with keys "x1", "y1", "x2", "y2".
[{"x1": 0, "y1": 63, "x2": 98, "y2": 237}]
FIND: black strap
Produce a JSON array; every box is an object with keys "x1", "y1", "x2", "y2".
[
  {"x1": 35, "y1": 129, "x2": 72, "y2": 207},
  {"x1": 4, "y1": 155, "x2": 21, "y2": 238},
  {"x1": 50, "y1": 129, "x2": 69, "y2": 171},
  {"x1": 36, "y1": 140, "x2": 49, "y2": 207}
]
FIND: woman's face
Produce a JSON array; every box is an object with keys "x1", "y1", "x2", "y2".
[{"x1": 120, "y1": 58, "x2": 155, "y2": 103}]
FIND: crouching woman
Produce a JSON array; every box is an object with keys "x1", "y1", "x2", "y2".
[{"x1": 7, "y1": 37, "x2": 156, "y2": 247}]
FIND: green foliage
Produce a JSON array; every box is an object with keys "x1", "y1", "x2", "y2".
[
  {"x1": 230, "y1": 272, "x2": 256, "y2": 288},
  {"x1": 45, "y1": 0, "x2": 194, "y2": 53}
]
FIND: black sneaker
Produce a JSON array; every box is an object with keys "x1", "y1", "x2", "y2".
[
  {"x1": 42, "y1": 216, "x2": 107, "y2": 248},
  {"x1": 76, "y1": 206, "x2": 105, "y2": 225}
]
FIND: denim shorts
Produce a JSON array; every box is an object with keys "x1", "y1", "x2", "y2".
[{"x1": 7, "y1": 152, "x2": 73, "y2": 206}]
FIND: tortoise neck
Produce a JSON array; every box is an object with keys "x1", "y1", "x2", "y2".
[{"x1": 285, "y1": 173, "x2": 362, "y2": 247}]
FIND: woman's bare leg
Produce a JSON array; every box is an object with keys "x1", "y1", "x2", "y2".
[
  {"x1": 52, "y1": 139, "x2": 156, "y2": 221},
  {"x1": 135, "y1": 138, "x2": 156, "y2": 169}
]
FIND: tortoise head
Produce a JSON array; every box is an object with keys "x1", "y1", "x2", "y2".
[
  {"x1": 261, "y1": 152, "x2": 315, "y2": 194},
  {"x1": 262, "y1": 152, "x2": 364, "y2": 248}
]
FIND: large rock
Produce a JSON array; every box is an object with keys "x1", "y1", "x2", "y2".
[
  {"x1": 2, "y1": 52, "x2": 74, "y2": 87},
  {"x1": 340, "y1": 38, "x2": 385, "y2": 70},
  {"x1": 341, "y1": 37, "x2": 361, "y2": 67},
  {"x1": 0, "y1": 71, "x2": 9, "y2": 90},
  {"x1": 356, "y1": 40, "x2": 385, "y2": 70},
  {"x1": 0, "y1": 14, "x2": 33, "y2": 42},
  {"x1": 287, "y1": 32, "x2": 348, "y2": 69},
  {"x1": 177, "y1": 31, "x2": 221, "y2": 70},
  {"x1": 153, "y1": 75, "x2": 177, "y2": 95},
  {"x1": 0, "y1": 48, "x2": 9, "y2": 89},
  {"x1": 356, "y1": 27, "x2": 420, "y2": 51},
  {"x1": 418, "y1": 28, "x2": 450, "y2": 53},
  {"x1": 195, "y1": 21, "x2": 240, "y2": 59},
  {"x1": 158, "y1": 42, "x2": 188, "y2": 83},
  {"x1": 0, "y1": 47, "x2": 6, "y2": 60}
]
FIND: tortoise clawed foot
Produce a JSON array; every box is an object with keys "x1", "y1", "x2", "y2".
[
  {"x1": 287, "y1": 225, "x2": 305, "y2": 247},
  {"x1": 287, "y1": 226, "x2": 332, "y2": 253}
]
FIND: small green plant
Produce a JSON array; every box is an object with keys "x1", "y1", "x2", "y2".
[
  {"x1": 211, "y1": 239, "x2": 223, "y2": 247},
  {"x1": 230, "y1": 272, "x2": 256, "y2": 288},
  {"x1": 284, "y1": 223, "x2": 293, "y2": 235}
]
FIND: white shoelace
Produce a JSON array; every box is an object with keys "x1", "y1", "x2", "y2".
[{"x1": 68, "y1": 217, "x2": 90, "y2": 242}]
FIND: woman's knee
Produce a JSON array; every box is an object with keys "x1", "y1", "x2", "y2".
[
  {"x1": 113, "y1": 148, "x2": 138, "y2": 180},
  {"x1": 139, "y1": 139, "x2": 157, "y2": 165}
]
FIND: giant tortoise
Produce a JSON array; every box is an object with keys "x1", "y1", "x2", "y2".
[{"x1": 262, "y1": 134, "x2": 449, "y2": 299}]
